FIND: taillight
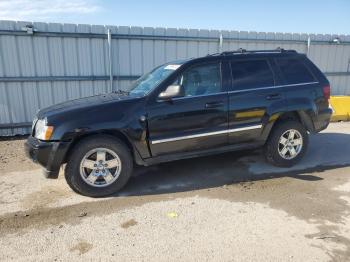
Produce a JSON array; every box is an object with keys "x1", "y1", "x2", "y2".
[{"x1": 323, "y1": 85, "x2": 330, "y2": 100}]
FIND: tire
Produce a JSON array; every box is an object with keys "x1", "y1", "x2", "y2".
[
  {"x1": 65, "y1": 135, "x2": 133, "y2": 197},
  {"x1": 264, "y1": 120, "x2": 308, "y2": 167}
]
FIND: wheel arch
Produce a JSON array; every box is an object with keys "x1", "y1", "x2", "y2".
[
  {"x1": 63, "y1": 130, "x2": 144, "y2": 166},
  {"x1": 261, "y1": 109, "x2": 315, "y2": 143},
  {"x1": 274, "y1": 110, "x2": 315, "y2": 133}
]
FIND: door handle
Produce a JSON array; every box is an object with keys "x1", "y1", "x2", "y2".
[
  {"x1": 205, "y1": 101, "x2": 224, "y2": 108},
  {"x1": 266, "y1": 94, "x2": 281, "y2": 100}
]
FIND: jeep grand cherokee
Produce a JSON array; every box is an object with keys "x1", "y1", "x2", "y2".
[{"x1": 25, "y1": 49, "x2": 332, "y2": 197}]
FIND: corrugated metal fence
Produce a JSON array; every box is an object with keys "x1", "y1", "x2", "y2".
[{"x1": 0, "y1": 20, "x2": 350, "y2": 136}]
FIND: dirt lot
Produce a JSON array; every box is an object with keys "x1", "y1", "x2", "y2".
[{"x1": 0, "y1": 122, "x2": 350, "y2": 261}]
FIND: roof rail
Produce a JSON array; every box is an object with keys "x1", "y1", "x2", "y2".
[{"x1": 208, "y1": 48, "x2": 297, "y2": 57}]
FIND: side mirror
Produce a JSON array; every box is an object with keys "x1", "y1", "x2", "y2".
[{"x1": 158, "y1": 85, "x2": 182, "y2": 100}]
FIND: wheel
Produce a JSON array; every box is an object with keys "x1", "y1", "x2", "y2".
[
  {"x1": 264, "y1": 121, "x2": 308, "y2": 167},
  {"x1": 65, "y1": 135, "x2": 133, "y2": 197}
]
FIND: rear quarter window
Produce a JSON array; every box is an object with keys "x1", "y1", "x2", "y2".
[{"x1": 275, "y1": 57, "x2": 316, "y2": 84}]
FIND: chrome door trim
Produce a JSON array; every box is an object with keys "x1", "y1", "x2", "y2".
[
  {"x1": 227, "y1": 124, "x2": 263, "y2": 133},
  {"x1": 228, "y1": 81, "x2": 319, "y2": 94},
  {"x1": 156, "y1": 81, "x2": 319, "y2": 102},
  {"x1": 151, "y1": 124, "x2": 262, "y2": 145},
  {"x1": 151, "y1": 129, "x2": 228, "y2": 144}
]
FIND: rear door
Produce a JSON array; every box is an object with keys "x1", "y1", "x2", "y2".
[
  {"x1": 228, "y1": 58, "x2": 283, "y2": 144},
  {"x1": 147, "y1": 61, "x2": 229, "y2": 156}
]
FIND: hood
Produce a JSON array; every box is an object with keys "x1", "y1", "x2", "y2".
[{"x1": 37, "y1": 92, "x2": 135, "y2": 119}]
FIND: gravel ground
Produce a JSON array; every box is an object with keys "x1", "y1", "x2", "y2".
[
  {"x1": 0, "y1": 123, "x2": 350, "y2": 261},
  {"x1": 0, "y1": 136, "x2": 36, "y2": 173}
]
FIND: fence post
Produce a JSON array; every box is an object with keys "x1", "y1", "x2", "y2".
[
  {"x1": 307, "y1": 36, "x2": 311, "y2": 57},
  {"x1": 107, "y1": 29, "x2": 113, "y2": 92},
  {"x1": 219, "y1": 33, "x2": 223, "y2": 53}
]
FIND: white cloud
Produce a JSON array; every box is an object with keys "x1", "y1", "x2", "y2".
[{"x1": 0, "y1": 0, "x2": 101, "y2": 21}]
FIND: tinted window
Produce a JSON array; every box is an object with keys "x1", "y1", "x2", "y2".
[
  {"x1": 275, "y1": 58, "x2": 315, "y2": 84},
  {"x1": 230, "y1": 60, "x2": 274, "y2": 90},
  {"x1": 174, "y1": 63, "x2": 222, "y2": 97}
]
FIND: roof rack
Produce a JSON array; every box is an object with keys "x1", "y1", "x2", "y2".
[{"x1": 208, "y1": 48, "x2": 297, "y2": 56}]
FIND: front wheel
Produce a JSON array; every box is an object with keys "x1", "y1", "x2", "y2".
[
  {"x1": 65, "y1": 136, "x2": 133, "y2": 197},
  {"x1": 264, "y1": 121, "x2": 308, "y2": 167}
]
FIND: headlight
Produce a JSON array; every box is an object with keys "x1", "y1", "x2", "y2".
[{"x1": 34, "y1": 119, "x2": 54, "y2": 140}]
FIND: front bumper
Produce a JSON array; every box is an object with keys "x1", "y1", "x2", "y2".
[{"x1": 24, "y1": 136, "x2": 70, "y2": 179}]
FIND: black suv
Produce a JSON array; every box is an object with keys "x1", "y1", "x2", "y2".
[{"x1": 25, "y1": 49, "x2": 332, "y2": 197}]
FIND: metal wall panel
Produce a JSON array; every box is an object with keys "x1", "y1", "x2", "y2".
[{"x1": 0, "y1": 20, "x2": 350, "y2": 136}]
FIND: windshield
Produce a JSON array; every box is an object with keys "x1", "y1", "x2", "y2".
[{"x1": 128, "y1": 64, "x2": 182, "y2": 96}]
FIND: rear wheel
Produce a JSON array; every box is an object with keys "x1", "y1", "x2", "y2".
[
  {"x1": 65, "y1": 136, "x2": 133, "y2": 197},
  {"x1": 264, "y1": 121, "x2": 308, "y2": 167}
]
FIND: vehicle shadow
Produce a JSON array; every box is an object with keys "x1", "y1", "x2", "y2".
[{"x1": 115, "y1": 132, "x2": 350, "y2": 197}]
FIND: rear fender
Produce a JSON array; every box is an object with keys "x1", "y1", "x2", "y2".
[
  {"x1": 260, "y1": 98, "x2": 317, "y2": 141},
  {"x1": 287, "y1": 97, "x2": 317, "y2": 133}
]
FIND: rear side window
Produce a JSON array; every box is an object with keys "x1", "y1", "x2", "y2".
[
  {"x1": 230, "y1": 60, "x2": 274, "y2": 90},
  {"x1": 275, "y1": 58, "x2": 315, "y2": 84}
]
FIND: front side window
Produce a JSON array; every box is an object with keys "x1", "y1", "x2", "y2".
[
  {"x1": 275, "y1": 58, "x2": 315, "y2": 84},
  {"x1": 173, "y1": 63, "x2": 222, "y2": 97},
  {"x1": 230, "y1": 60, "x2": 274, "y2": 90}
]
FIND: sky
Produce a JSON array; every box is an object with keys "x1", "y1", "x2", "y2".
[{"x1": 0, "y1": 0, "x2": 349, "y2": 35}]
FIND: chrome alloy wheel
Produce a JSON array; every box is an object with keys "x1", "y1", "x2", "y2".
[
  {"x1": 278, "y1": 129, "x2": 303, "y2": 160},
  {"x1": 80, "y1": 148, "x2": 122, "y2": 187}
]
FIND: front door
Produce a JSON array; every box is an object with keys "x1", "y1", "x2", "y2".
[{"x1": 147, "y1": 62, "x2": 229, "y2": 156}]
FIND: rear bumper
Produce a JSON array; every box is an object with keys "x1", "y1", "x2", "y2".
[
  {"x1": 313, "y1": 108, "x2": 332, "y2": 132},
  {"x1": 24, "y1": 136, "x2": 70, "y2": 179}
]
